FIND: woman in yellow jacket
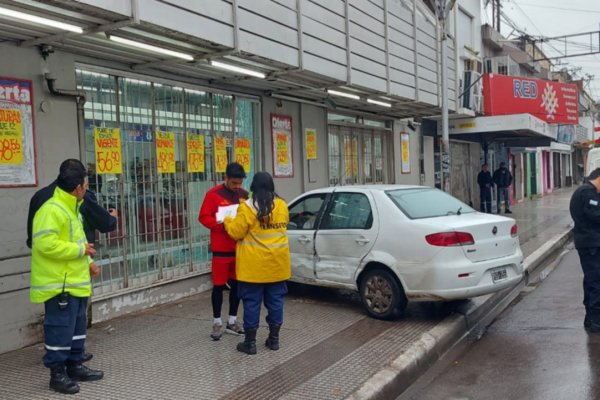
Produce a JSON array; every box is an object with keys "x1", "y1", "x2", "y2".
[{"x1": 224, "y1": 172, "x2": 290, "y2": 355}]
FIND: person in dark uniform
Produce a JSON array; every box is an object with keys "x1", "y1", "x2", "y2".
[
  {"x1": 30, "y1": 161, "x2": 104, "y2": 394},
  {"x1": 477, "y1": 163, "x2": 493, "y2": 213},
  {"x1": 493, "y1": 162, "x2": 513, "y2": 214},
  {"x1": 570, "y1": 167, "x2": 600, "y2": 333},
  {"x1": 199, "y1": 162, "x2": 248, "y2": 341}
]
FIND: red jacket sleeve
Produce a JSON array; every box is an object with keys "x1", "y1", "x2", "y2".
[{"x1": 199, "y1": 190, "x2": 225, "y2": 232}]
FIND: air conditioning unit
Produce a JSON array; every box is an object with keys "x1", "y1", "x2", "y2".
[{"x1": 462, "y1": 70, "x2": 483, "y2": 113}]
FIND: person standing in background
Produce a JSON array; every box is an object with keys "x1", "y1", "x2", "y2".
[
  {"x1": 493, "y1": 162, "x2": 513, "y2": 214},
  {"x1": 199, "y1": 162, "x2": 248, "y2": 341},
  {"x1": 477, "y1": 163, "x2": 493, "y2": 213},
  {"x1": 224, "y1": 172, "x2": 291, "y2": 355}
]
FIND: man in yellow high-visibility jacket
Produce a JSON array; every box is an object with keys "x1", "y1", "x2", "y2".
[{"x1": 31, "y1": 160, "x2": 104, "y2": 394}]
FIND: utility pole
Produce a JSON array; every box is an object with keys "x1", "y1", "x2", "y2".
[{"x1": 430, "y1": 0, "x2": 456, "y2": 192}]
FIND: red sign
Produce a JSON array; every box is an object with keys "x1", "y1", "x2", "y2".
[{"x1": 482, "y1": 74, "x2": 578, "y2": 125}]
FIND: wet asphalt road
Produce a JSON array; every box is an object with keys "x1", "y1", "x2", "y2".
[{"x1": 401, "y1": 245, "x2": 600, "y2": 400}]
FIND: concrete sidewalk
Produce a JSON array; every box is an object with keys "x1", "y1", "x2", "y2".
[{"x1": 0, "y1": 189, "x2": 575, "y2": 400}]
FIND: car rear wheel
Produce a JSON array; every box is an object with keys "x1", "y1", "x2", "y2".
[{"x1": 359, "y1": 268, "x2": 407, "y2": 320}]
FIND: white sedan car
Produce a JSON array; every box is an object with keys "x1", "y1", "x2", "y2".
[{"x1": 287, "y1": 185, "x2": 524, "y2": 320}]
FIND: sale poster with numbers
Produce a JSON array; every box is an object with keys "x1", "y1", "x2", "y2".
[
  {"x1": 156, "y1": 131, "x2": 176, "y2": 173},
  {"x1": 271, "y1": 114, "x2": 293, "y2": 177},
  {"x1": 94, "y1": 127, "x2": 122, "y2": 174},
  {"x1": 305, "y1": 128, "x2": 317, "y2": 160},
  {"x1": 0, "y1": 78, "x2": 36, "y2": 187},
  {"x1": 186, "y1": 133, "x2": 205, "y2": 173},
  {"x1": 234, "y1": 138, "x2": 251, "y2": 172},
  {"x1": 214, "y1": 136, "x2": 227, "y2": 173}
]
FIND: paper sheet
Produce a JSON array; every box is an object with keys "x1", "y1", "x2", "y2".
[{"x1": 216, "y1": 204, "x2": 239, "y2": 223}]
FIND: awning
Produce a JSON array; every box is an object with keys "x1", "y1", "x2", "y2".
[{"x1": 448, "y1": 113, "x2": 557, "y2": 146}]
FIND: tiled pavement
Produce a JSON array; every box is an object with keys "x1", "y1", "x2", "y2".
[{"x1": 0, "y1": 188, "x2": 575, "y2": 400}]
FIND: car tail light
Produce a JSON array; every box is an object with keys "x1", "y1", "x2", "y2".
[
  {"x1": 425, "y1": 232, "x2": 475, "y2": 247},
  {"x1": 510, "y1": 224, "x2": 518, "y2": 237}
]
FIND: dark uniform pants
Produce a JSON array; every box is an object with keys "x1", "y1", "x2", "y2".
[
  {"x1": 43, "y1": 294, "x2": 88, "y2": 368},
  {"x1": 238, "y1": 281, "x2": 287, "y2": 330},
  {"x1": 479, "y1": 187, "x2": 492, "y2": 213},
  {"x1": 577, "y1": 247, "x2": 600, "y2": 325}
]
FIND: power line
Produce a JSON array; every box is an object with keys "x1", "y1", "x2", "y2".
[{"x1": 515, "y1": 2, "x2": 600, "y2": 14}]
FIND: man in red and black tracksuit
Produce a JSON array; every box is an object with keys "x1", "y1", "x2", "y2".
[{"x1": 199, "y1": 162, "x2": 248, "y2": 340}]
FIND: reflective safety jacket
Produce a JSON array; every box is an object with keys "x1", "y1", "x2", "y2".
[
  {"x1": 30, "y1": 187, "x2": 92, "y2": 303},
  {"x1": 224, "y1": 197, "x2": 291, "y2": 283}
]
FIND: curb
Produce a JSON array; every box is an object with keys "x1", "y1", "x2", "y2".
[{"x1": 346, "y1": 226, "x2": 574, "y2": 400}]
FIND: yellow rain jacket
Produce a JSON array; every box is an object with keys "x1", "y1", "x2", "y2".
[
  {"x1": 30, "y1": 187, "x2": 92, "y2": 303},
  {"x1": 224, "y1": 197, "x2": 291, "y2": 283}
]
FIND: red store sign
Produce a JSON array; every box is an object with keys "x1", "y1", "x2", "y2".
[{"x1": 482, "y1": 74, "x2": 579, "y2": 124}]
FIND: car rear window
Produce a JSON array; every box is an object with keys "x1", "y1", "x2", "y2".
[{"x1": 386, "y1": 188, "x2": 475, "y2": 219}]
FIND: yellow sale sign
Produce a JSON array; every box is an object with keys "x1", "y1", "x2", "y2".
[
  {"x1": 187, "y1": 133, "x2": 205, "y2": 173},
  {"x1": 305, "y1": 128, "x2": 317, "y2": 160},
  {"x1": 234, "y1": 138, "x2": 251, "y2": 172},
  {"x1": 214, "y1": 136, "x2": 227, "y2": 173},
  {"x1": 94, "y1": 127, "x2": 122, "y2": 174},
  {"x1": 156, "y1": 131, "x2": 175, "y2": 174},
  {"x1": 0, "y1": 109, "x2": 23, "y2": 165}
]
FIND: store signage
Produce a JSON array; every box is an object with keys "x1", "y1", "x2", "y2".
[
  {"x1": 156, "y1": 131, "x2": 175, "y2": 173},
  {"x1": 94, "y1": 127, "x2": 122, "y2": 174},
  {"x1": 214, "y1": 136, "x2": 228, "y2": 173},
  {"x1": 234, "y1": 138, "x2": 251, "y2": 172},
  {"x1": 271, "y1": 114, "x2": 293, "y2": 177},
  {"x1": 186, "y1": 133, "x2": 205, "y2": 173},
  {"x1": 483, "y1": 74, "x2": 579, "y2": 124},
  {"x1": 401, "y1": 132, "x2": 410, "y2": 174},
  {"x1": 305, "y1": 128, "x2": 317, "y2": 160},
  {"x1": 0, "y1": 77, "x2": 36, "y2": 187}
]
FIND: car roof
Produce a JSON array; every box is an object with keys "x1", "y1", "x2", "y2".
[{"x1": 302, "y1": 184, "x2": 427, "y2": 195}]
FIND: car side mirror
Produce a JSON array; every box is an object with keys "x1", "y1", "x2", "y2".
[{"x1": 287, "y1": 222, "x2": 298, "y2": 230}]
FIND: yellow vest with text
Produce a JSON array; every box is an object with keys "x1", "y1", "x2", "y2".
[
  {"x1": 30, "y1": 187, "x2": 92, "y2": 303},
  {"x1": 224, "y1": 197, "x2": 291, "y2": 283}
]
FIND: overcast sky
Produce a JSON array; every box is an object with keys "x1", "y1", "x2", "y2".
[{"x1": 482, "y1": 0, "x2": 600, "y2": 102}]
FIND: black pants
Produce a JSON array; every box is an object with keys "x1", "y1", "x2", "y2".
[
  {"x1": 577, "y1": 247, "x2": 600, "y2": 325},
  {"x1": 479, "y1": 187, "x2": 492, "y2": 213}
]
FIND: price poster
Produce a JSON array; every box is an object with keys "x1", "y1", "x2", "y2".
[
  {"x1": 94, "y1": 127, "x2": 123, "y2": 174},
  {"x1": 305, "y1": 128, "x2": 317, "y2": 160},
  {"x1": 234, "y1": 138, "x2": 251, "y2": 172},
  {"x1": 156, "y1": 131, "x2": 176, "y2": 173},
  {"x1": 214, "y1": 136, "x2": 228, "y2": 173},
  {"x1": 186, "y1": 133, "x2": 205, "y2": 173},
  {"x1": 271, "y1": 114, "x2": 293, "y2": 177},
  {"x1": 401, "y1": 132, "x2": 410, "y2": 174},
  {"x1": 0, "y1": 78, "x2": 36, "y2": 187}
]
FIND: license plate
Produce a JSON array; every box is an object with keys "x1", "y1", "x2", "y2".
[{"x1": 491, "y1": 267, "x2": 508, "y2": 283}]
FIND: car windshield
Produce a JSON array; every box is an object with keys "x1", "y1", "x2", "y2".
[{"x1": 386, "y1": 188, "x2": 475, "y2": 219}]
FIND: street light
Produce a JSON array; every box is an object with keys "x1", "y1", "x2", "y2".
[{"x1": 429, "y1": 0, "x2": 456, "y2": 192}]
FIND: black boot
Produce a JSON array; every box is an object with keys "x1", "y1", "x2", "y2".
[
  {"x1": 49, "y1": 366, "x2": 80, "y2": 394},
  {"x1": 236, "y1": 327, "x2": 257, "y2": 355},
  {"x1": 265, "y1": 324, "x2": 281, "y2": 351},
  {"x1": 66, "y1": 363, "x2": 104, "y2": 381},
  {"x1": 82, "y1": 352, "x2": 93, "y2": 362}
]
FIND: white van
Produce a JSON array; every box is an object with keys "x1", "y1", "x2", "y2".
[{"x1": 586, "y1": 147, "x2": 600, "y2": 176}]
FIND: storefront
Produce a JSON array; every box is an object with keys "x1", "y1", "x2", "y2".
[{"x1": 75, "y1": 68, "x2": 261, "y2": 296}]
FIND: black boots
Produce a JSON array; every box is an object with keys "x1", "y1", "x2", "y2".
[
  {"x1": 236, "y1": 327, "x2": 257, "y2": 355},
  {"x1": 265, "y1": 324, "x2": 281, "y2": 351},
  {"x1": 66, "y1": 363, "x2": 104, "y2": 381},
  {"x1": 50, "y1": 366, "x2": 80, "y2": 394}
]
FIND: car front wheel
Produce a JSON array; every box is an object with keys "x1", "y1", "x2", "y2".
[{"x1": 359, "y1": 268, "x2": 407, "y2": 320}]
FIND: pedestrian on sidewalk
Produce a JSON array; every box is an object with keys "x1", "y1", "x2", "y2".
[
  {"x1": 30, "y1": 161, "x2": 104, "y2": 395},
  {"x1": 493, "y1": 162, "x2": 513, "y2": 214},
  {"x1": 199, "y1": 162, "x2": 248, "y2": 340},
  {"x1": 569, "y1": 167, "x2": 600, "y2": 333},
  {"x1": 477, "y1": 163, "x2": 493, "y2": 213},
  {"x1": 224, "y1": 172, "x2": 291, "y2": 355}
]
